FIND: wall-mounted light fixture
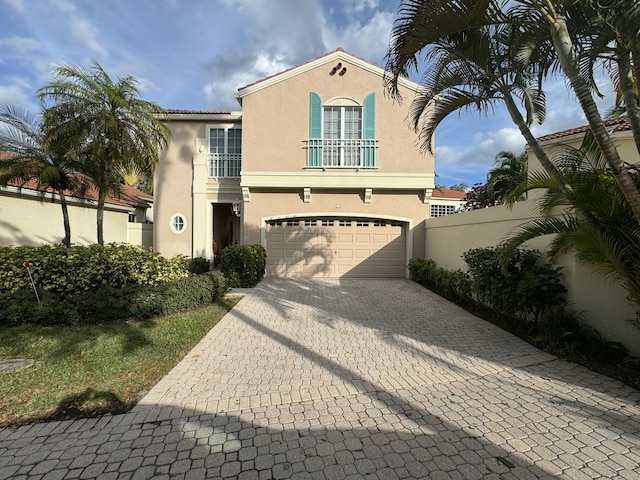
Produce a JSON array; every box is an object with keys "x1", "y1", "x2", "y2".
[
  {"x1": 339, "y1": 67, "x2": 347, "y2": 76},
  {"x1": 231, "y1": 199, "x2": 241, "y2": 217}
]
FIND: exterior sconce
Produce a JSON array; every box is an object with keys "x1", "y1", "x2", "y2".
[{"x1": 232, "y1": 199, "x2": 241, "y2": 217}]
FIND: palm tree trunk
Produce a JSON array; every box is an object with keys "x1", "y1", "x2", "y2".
[
  {"x1": 620, "y1": 48, "x2": 640, "y2": 155},
  {"x1": 503, "y1": 93, "x2": 571, "y2": 195},
  {"x1": 96, "y1": 190, "x2": 106, "y2": 246},
  {"x1": 547, "y1": 12, "x2": 640, "y2": 225},
  {"x1": 58, "y1": 191, "x2": 72, "y2": 257}
]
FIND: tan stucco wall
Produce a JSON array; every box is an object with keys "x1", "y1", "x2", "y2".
[
  {"x1": 423, "y1": 200, "x2": 640, "y2": 355},
  {"x1": 127, "y1": 223, "x2": 153, "y2": 251},
  {"x1": 154, "y1": 120, "x2": 201, "y2": 257},
  {"x1": 0, "y1": 192, "x2": 129, "y2": 246},
  {"x1": 243, "y1": 189, "x2": 428, "y2": 260},
  {"x1": 239, "y1": 55, "x2": 433, "y2": 176}
]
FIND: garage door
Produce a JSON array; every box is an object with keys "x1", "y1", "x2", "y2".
[{"x1": 266, "y1": 217, "x2": 406, "y2": 278}]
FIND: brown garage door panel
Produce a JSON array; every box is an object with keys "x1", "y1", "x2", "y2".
[{"x1": 266, "y1": 221, "x2": 406, "y2": 278}]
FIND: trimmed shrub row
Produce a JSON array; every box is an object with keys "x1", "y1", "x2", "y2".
[
  {"x1": 408, "y1": 258, "x2": 473, "y2": 307},
  {"x1": 0, "y1": 273, "x2": 228, "y2": 326},
  {"x1": 0, "y1": 244, "x2": 190, "y2": 296},
  {"x1": 410, "y1": 247, "x2": 629, "y2": 367},
  {"x1": 411, "y1": 247, "x2": 566, "y2": 323}
]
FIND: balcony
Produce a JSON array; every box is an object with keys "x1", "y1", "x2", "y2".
[
  {"x1": 306, "y1": 138, "x2": 378, "y2": 168},
  {"x1": 209, "y1": 153, "x2": 241, "y2": 178}
]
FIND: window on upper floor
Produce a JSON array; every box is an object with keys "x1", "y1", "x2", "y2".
[
  {"x1": 209, "y1": 127, "x2": 241, "y2": 178},
  {"x1": 307, "y1": 93, "x2": 377, "y2": 169}
]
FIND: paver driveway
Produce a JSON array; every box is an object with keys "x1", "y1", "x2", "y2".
[{"x1": 1, "y1": 278, "x2": 640, "y2": 479}]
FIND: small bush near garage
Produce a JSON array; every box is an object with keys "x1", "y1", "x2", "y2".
[
  {"x1": 220, "y1": 244, "x2": 266, "y2": 288},
  {"x1": 0, "y1": 273, "x2": 228, "y2": 326},
  {"x1": 188, "y1": 257, "x2": 211, "y2": 274}
]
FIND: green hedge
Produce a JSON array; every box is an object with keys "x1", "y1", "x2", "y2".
[
  {"x1": 220, "y1": 244, "x2": 266, "y2": 288},
  {"x1": 0, "y1": 273, "x2": 228, "y2": 326},
  {"x1": 410, "y1": 251, "x2": 629, "y2": 367},
  {"x1": 0, "y1": 244, "x2": 190, "y2": 297},
  {"x1": 410, "y1": 247, "x2": 566, "y2": 321},
  {"x1": 463, "y1": 246, "x2": 566, "y2": 322},
  {"x1": 408, "y1": 258, "x2": 473, "y2": 307}
]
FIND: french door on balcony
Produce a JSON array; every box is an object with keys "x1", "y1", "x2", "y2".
[
  {"x1": 209, "y1": 127, "x2": 241, "y2": 178},
  {"x1": 322, "y1": 106, "x2": 362, "y2": 167}
]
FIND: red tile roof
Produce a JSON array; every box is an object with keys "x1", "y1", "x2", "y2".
[
  {"x1": 1, "y1": 166, "x2": 151, "y2": 210},
  {"x1": 3, "y1": 176, "x2": 130, "y2": 207},
  {"x1": 432, "y1": 188, "x2": 467, "y2": 199},
  {"x1": 537, "y1": 116, "x2": 631, "y2": 142},
  {"x1": 164, "y1": 109, "x2": 231, "y2": 115}
]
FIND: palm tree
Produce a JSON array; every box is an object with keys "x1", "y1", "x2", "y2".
[
  {"x1": 0, "y1": 105, "x2": 90, "y2": 256},
  {"x1": 501, "y1": 142, "x2": 640, "y2": 316},
  {"x1": 385, "y1": 14, "x2": 574, "y2": 201},
  {"x1": 38, "y1": 62, "x2": 171, "y2": 245},
  {"x1": 584, "y1": 0, "x2": 640, "y2": 153},
  {"x1": 486, "y1": 151, "x2": 528, "y2": 203},
  {"x1": 512, "y1": 1, "x2": 640, "y2": 219},
  {"x1": 385, "y1": 0, "x2": 640, "y2": 225}
]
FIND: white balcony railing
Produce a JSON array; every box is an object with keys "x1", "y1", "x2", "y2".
[
  {"x1": 306, "y1": 138, "x2": 378, "y2": 168},
  {"x1": 209, "y1": 153, "x2": 241, "y2": 178}
]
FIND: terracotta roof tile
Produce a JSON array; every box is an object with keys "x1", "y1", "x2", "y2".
[
  {"x1": 164, "y1": 109, "x2": 231, "y2": 115},
  {"x1": 537, "y1": 116, "x2": 631, "y2": 142},
  {"x1": 1, "y1": 158, "x2": 151, "y2": 208},
  {"x1": 432, "y1": 188, "x2": 467, "y2": 199}
]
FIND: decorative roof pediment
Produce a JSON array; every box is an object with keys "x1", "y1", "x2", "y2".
[{"x1": 236, "y1": 48, "x2": 420, "y2": 100}]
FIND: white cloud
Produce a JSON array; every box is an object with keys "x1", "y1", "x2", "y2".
[
  {"x1": 0, "y1": 36, "x2": 42, "y2": 54},
  {"x1": 52, "y1": 0, "x2": 76, "y2": 13},
  {"x1": 3, "y1": 0, "x2": 24, "y2": 13},
  {"x1": 343, "y1": 0, "x2": 379, "y2": 14},
  {"x1": 323, "y1": 10, "x2": 394, "y2": 63},
  {"x1": 436, "y1": 127, "x2": 526, "y2": 168},
  {"x1": 203, "y1": 51, "x2": 290, "y2": 110},
  {"x1": 70, "y1": 17, "x2": 107, "y2": 57},
  {"x1": 0, "y1": 84, "x2": 37, "y2": 111}
]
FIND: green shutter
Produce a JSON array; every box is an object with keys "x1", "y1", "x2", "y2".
[
  {"x1": 309, "y1": 92, "x2": 322, "y2": 167},
  {"x1": 363, "y1": 93, "x2": 376, "y2": 167}
]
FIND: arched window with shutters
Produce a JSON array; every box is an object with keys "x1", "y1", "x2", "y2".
[{"x1": 307, "y1": 92, "x2": 377, "y2": 168}]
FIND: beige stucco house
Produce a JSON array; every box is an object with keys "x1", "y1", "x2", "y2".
[{"x1": 155, "y1": 48, "x2": 437, "y2": 277}]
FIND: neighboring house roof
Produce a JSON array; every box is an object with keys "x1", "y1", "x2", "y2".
[
  {"x1": 2, "y1": 175, "x2": 153, "y2": 210},
  {"x1": 162, "y1": 109, "x2": 242, "y2": 121},
  {"x1": 117, "y1": 183, "x2": 153, "y2": 209},
  {"x1": 164, "y1": 109, "x2": 231, "y2": 115},
  {"x1": 432, "y1": 188, "x2": 467, "y2": 200},
  {"x1": 537, "y1": 116, "x2": 631, "y2": 142},
  {"x1": 236, "y1": 47, "x2": 421, "y2": 100},
  {"x1": 3, "y1": 176, "x2": 129, "y2": 207}
]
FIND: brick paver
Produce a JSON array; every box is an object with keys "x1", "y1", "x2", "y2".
[{"x1": 1, "y1": 278, "x2": 639, "y2": 479}]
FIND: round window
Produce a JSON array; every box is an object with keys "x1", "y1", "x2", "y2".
[{"x1": 170, "y1": 214, "x2": 187, "y2": 234}]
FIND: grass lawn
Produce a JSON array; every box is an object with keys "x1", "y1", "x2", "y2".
[{"x1": 0, "y1": 297, "x2": 240, "y2": 427}]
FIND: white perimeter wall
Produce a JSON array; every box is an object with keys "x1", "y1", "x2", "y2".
[{"x1": 1, "y1": 192, "x2": 129, "y2": 246}]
